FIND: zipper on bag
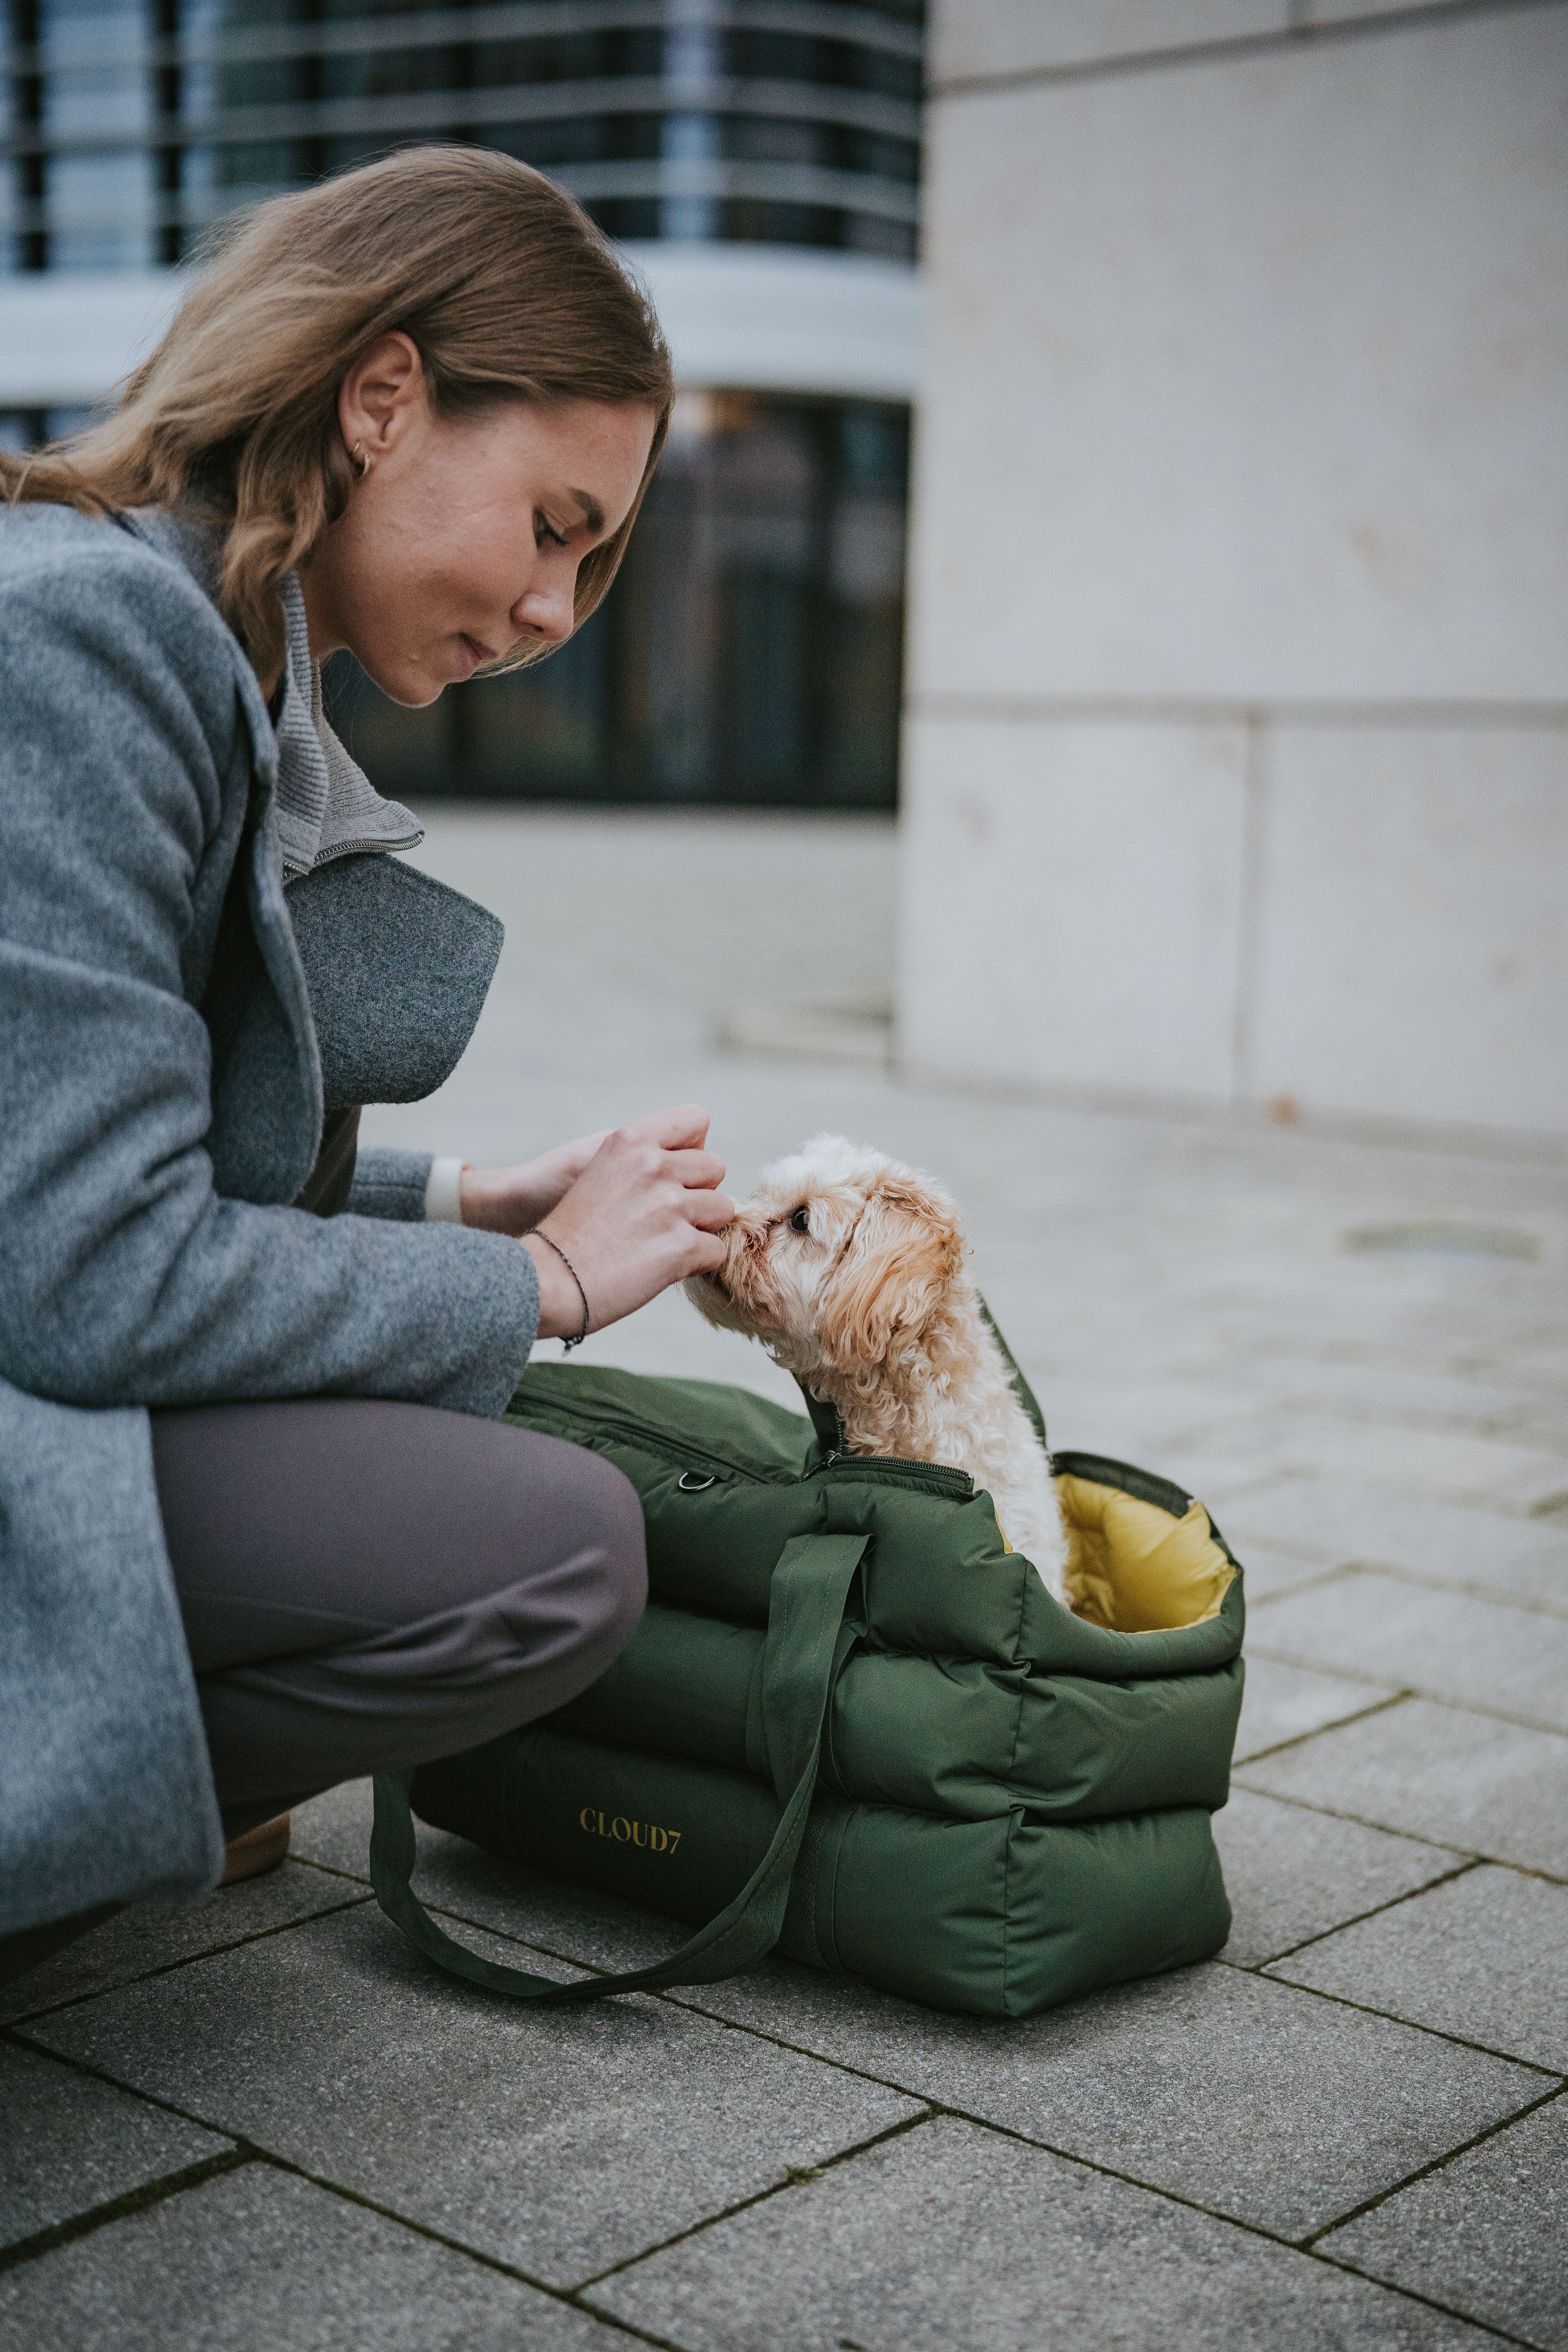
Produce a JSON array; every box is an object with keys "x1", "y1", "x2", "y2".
[
  {"x1": 518, "y1": 1397, "x2": 773, "y2": 1485},
  {"x1": 820, "y1": 1454, "x2": 975, "y2": 1499},
  {"x1": 521, "y1": 1393, "x2": 976, "y2": 1501}
]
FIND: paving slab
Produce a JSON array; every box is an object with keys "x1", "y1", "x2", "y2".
[
  {"x1": 22, "y1": 1903, "x2": 920, "y2": 2288},
  {"x1": 1223, "y1": 1537, "x2": 1347, "y2": 1603},
  {"x1": 1150, "y1": 1443, "x2": 1308, "y2": 1512},
  {"x1": 1232, "y1": 1653, "x2": 1397, "y2": 1764},
  {"x1": 677, "y1": 1955, "x2": 1540, "y2": 2241},
  {"x1": 288, "y1": 1779, "x2": 379, "y2": 1883},
  {"x1": 1512, "y1": 1392, "x2": 1568, "y2": 1448},
  {"x1": 1240, "y1": 1355, "x2": 1555, "y2": 1437},
  {"x1": 1270, "y1": 1864, "x2": 1568, "y2": 2073},
  {"x1": 0, "y1": 2161, "x2": 622, "y2": 2351},
  {"x1": 0, "y1": 2040, "x2": 230, "y2": 2250},
  {"x1": 1171, "y1": 1412, "x2": 1568, "y2": 1516},
  {"x1": 1321, "y1": 2092, "x2": 1568, "y2": 2351},
  {"x1": 591, "y1": 2113, "x2": 1495, "y2": 2352},
  {"x1": 1147, "y1": 1402, "x2": 1568, "y2": 1515},
  {"x1": 1237, "y1": 1697, "x2": 1568, "y2": 1876},
  {"x1": 1213, "y1": 1790, "x2": 1464, "y2": 1967},
  {"x1": 1038, "y1": 1369, "x2": 1269, "y2": 1465},
  {"x1": 1209, "y1": 1295, "x2": 1543, "y2": 1368},
  {"x1": 1472, "y1": 1328, "x2": 1568, "y2": 1390},
  {"x1": 0, "y1": 1860, "x2": 370, "y2": 2027},
  {"x1": 1216, "y1": 1474, "x2": 1568, "y2": 1608},
  {"x1": 1248, "y1": 1573, "x2": 1568, "y2": 1731}
]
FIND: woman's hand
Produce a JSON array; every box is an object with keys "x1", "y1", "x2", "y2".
[
  {"x1": 459, "y1": 1131, "x2": 610, "y2": 1236},
  {"x1": 515, "y1": 1106, "x2": 733, "y2": 1341}
]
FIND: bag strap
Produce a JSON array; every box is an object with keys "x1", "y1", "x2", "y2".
[
  {"x1": 794, "y1": 1379, "x2": 844, "y2": 1461},
  {"x1": 368, "y1": 1530, "x2": 869, "y2": 2005},
  {"x1": 978, "y1": 1296, "x2": 1050, "y2": 1457}
]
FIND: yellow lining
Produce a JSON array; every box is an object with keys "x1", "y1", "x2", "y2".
[{"x1": 1057, "y1": 1474, "x2": 1236, "y2": 1633}]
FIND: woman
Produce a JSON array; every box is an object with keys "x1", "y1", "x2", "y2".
[{"x1": 0, "y1": 147, "x2": 732, "y2": 1983}]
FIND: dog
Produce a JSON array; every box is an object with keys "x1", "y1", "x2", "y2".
[{"x1": 685, "y1": 1134, "x2": 1069, "y2": 1598}]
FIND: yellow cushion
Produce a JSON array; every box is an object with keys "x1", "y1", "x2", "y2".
[{"x1": 1058, "y1": 1474, "x2": 1236, "y2": 1633}]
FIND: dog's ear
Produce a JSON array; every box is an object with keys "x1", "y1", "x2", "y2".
[{"x1": 816, "y1": 1174, "x2": 965, "y2": 1368}]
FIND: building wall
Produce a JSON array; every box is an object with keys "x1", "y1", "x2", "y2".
[{"x1": 899, "y1": 0, "x2": 1568, "y2": 1135}]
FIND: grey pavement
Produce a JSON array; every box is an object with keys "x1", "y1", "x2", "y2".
[
  {"x1": 1238, "y1": 1695, "x2": 1568, "y2": 1875},
  {"x1": 1269, "y1": 1864, "x2": 1568, "y2": 2072},
  {"x1": 6, "y1": 809, "x2": 1567, "y2": 2349},
  {"x1": 1209, "y1": 1789, "x2": 1464, "y2": 1968},
  {"x1": 1319, "y1": 2095, "x2": 1568, "y2": 2352},
  {"x1": 1230, "y1": 1651, "x2": 1398, "y2": 1764},
  {"x1": 592, "y1": 2117, "x2": 1503, "y2": 2352},
  {"x1": 0, "y1": 2164, "x2": 626, "y2": 2351}
]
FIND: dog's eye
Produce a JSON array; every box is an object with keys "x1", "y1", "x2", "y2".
[{"x1": 789, "y1": 1204, "x2": 810, "y2": 1236}]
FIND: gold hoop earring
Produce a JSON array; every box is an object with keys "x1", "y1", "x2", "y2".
[{"x1": 351, "y1": 441, "x2": 370, "y2": 480}]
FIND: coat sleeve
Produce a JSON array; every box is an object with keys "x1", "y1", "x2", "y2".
[
  {"x1": 347, "y1": 1146, "x2": 437, "y2": 1223},
  {"x1": 0, "y1": 526, "x2": 537, "y2": 1419}
]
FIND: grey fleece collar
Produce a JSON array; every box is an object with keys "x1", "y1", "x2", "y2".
[{"x1": 119, "y1": 508, "x2": 423, "y2": 884}]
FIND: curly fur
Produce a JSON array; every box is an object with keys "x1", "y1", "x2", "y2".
[{"x1": 686, "y1": 1134, "x2": 1067, "y2": 1598}]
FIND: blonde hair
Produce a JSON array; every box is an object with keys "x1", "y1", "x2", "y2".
[{"x1": 1, "y1": 147, "x2": 673, "y2": 691}]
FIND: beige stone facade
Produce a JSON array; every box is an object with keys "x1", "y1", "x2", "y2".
[{"x1": 900, "y1": 1, "x2": 1568, "y2": 1136}]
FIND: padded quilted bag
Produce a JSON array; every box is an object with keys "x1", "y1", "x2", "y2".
[{"x1": 370, "y1": 1338, "x2": 1245, "y2": 2019}]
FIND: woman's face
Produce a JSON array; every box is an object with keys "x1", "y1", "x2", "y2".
[{"x1": 302, "y1": 332, "x2": 657, "y2": 707}]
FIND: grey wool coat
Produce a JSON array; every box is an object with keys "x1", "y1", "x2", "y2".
[{"x1": 0, "y1": 501, "x2": 541, "y2": 1936}]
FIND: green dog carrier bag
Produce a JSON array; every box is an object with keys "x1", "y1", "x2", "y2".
[{"x1": 370, "y1": 1340, "x2": 1245, "y2": 2021}]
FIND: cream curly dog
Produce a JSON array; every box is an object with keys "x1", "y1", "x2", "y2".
[{"x1": 686, "y1": 1133, "x2": 1067, "y2": 1596}]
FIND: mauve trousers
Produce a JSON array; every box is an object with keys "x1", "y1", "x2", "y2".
[
  {"x1": 0, "y1": 1396, "x2": 644, "y2": 1987},
  {"x1": 150, "y1": 1396, "x2": 648, "y2": 1839}
]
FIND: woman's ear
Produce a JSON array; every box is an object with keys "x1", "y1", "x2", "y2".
[
  {"x1": 337, "y1": 331, "x2": 426, "y2": 466},
  {"x1": 816, "y1": 1176, "x2": 965, "y2": 1368}
]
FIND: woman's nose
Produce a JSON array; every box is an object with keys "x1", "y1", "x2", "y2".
[{"x1": 511, "y1": 572, "x2": 575, "y2": 644}]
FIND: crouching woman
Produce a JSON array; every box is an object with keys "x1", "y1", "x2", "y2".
[{"x1": 0, "y1": 148, "x2": 729, "y2": 1984}]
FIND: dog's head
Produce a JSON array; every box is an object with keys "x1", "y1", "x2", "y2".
[{"x1": 686, "y1": 1134, "x2": 966, "y2": 1375}]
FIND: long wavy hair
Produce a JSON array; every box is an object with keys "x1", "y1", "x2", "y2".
[{"x1": 0, "y1": 146, "x2": 673, "y2": 692}]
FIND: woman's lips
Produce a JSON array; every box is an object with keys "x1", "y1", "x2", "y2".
[{"x1": 454, "y1": 633, "x2": 496, "y2": 679}]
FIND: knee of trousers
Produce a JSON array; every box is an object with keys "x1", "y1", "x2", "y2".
[
  {"x1": 418, "y1": 1443, "x2": 646, "y2": 1720},
  {"x1": 202, "y1": 1453, "x2": 649, "y2": 1771}
]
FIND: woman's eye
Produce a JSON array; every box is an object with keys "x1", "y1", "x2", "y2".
[
  {"x1": 789, "y1": 1205, "x2": 810, "y2": 1235},
  {"x1": 535, "y1": 513, "x2": 568, "y2": 550}
]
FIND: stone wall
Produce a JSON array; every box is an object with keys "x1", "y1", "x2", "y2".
[{"x1": 899, "y1": 1, "x2": 1568, "y2": 1135}]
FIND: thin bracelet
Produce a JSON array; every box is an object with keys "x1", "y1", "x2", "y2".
[{"x1": 527, "y1": 1228, "x2": 591, "y2": 1351}]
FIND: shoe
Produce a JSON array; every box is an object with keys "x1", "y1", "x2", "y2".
[{"x1": 221, "y1": 1813, "x2": 291, "y2": 1885}]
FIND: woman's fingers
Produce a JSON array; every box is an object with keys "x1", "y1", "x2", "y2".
[
  {"x1": 618, "y1": 1103, "x2": 712, "y2": 1152},
  {"x1": 659, "y1": 1147, "x2": 728, "y2": 1194},
  {"x1": 524, "y1": 1105, "x2": 737, "y2": 1334},
  {"x1": 682, "y1": 1227, "x2": 728, "y2": 1274},
  {"x1": 683, "y1": 1188, "x2": 735, "y2": 1233}
]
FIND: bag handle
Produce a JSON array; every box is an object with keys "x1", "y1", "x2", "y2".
[
  {"x1": 978, "y1": 1297, "x2": 1050, "y2": 1457},
  {"x1": 368, "y1": 1531, "x2": 869, "y2": 2005}
]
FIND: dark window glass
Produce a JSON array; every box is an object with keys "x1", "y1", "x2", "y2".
[{"x1": 7, "y1": 0, "x2": 923, "y2": 269}]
